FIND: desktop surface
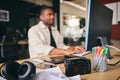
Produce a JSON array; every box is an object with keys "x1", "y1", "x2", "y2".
[
  {"x1": 58, "y1": 52, "x2": 120, "y2": 80},
  {"x1": 55, "y1": 40, "x2": 120, "y2": 80},
  {"x1": 0, "y1": 40, "x2": 120, "y2": 80}
]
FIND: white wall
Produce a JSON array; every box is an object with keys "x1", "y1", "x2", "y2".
[
  {"x1": 23, "y1": 0, "x2": 52, "y2": 6},
  {"x1": 105, "y1": 1, "x2": 120, "y2": 24},
  {"x1": 118, "y1": 2, "x2": 120, "y2": 22}
]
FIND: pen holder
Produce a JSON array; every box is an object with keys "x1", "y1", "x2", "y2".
[{"x1": 93, "y1": 55, "x2": 107, "y2": 72}]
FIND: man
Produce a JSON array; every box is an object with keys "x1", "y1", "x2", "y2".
[{"x1": 28, "y1": 6, "x2": 85, "y2": 58}]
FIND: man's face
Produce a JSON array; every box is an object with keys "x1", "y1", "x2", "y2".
[{"x1": 40, "y1": 9, "x2": 54, "y2": 27}]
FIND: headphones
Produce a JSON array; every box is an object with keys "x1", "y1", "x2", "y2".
[{"x1": 0, "y1": 61, "x2": 36, "y2": 80}]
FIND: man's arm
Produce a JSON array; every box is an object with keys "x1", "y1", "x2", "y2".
[{"x1": 49, "y1": 46, "x2": 85, "y2": 56}]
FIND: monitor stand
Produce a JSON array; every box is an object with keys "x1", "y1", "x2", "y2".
[{"x1": 97, "y1": 37, "x2": 113, "y2": 59}]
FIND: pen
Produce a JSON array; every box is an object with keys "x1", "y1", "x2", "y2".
[
  {"x1": 103, "y1": 47, "x2": 108, "y2": 55},
  {"x1": 99, "y1": 48, "x2": 103, "y2": 57}
]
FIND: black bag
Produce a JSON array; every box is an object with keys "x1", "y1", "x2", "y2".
[{"x1": 64, "y1": 56, "x2": 91, "y2": 77}]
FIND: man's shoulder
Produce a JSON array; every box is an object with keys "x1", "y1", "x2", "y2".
[
  {"x1": 28, "y1": 24, "x2": 40, "y2": 33},
  {"x1": 29, "y1": 23, "x2": 41, "y2": 29},
  {"x1": 30, "y1": 25, "x2": 38, "y2": 29}
]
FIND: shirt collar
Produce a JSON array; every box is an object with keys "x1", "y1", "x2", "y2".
[
  {"x1": 38, "y1": 21, "x2": 55, "y2": 31},
  {"x1": 38, "y1": 21, "x2": 47, "y2": 29}
]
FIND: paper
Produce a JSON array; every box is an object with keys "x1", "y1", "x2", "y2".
[
  {"x1": 31, "y1": 59, "x2": 44, "y2": 64},
  {"x1": 0, "y1": 76, "x2": 6, "y2": 80},
  {"x1": 34, "y1": 67, "x2": 80, "y2": 80}
]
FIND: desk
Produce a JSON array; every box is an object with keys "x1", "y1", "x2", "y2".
[
  {"x1": 17, "y1": 40, "x2": 29, "y2": 58},
  {"x1": 0, "y1": 40, "x2": 28, "y2": 46},
  {"x1": 58, "y1": 53, "x2": 120, "y2": 80},
  {"x1": 14, "y1": 48, "x2": 120, "y2": 80},
  {"x1": 17, "y1": 40, "x2": 28, "y2": 45},
  {"x1": 0, "y1": 40, "x2": 29, "y2": 59},
  {"x1": 1, "y1": 41, "x2": 120, "y2": 80}
]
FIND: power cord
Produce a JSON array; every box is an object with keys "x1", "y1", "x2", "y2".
[
  {"x1": 105, "y1": 45, "x2": 120, "y2": 52},
  {"x1": 105, "y1": 45, "x2": 120, "y2": 66},
  {"x1": 107, "y1": 60, "x2": 120, "y2": 66},
  {"x1": 116, "y1": 76, "x2": 120, "y2": 80}
]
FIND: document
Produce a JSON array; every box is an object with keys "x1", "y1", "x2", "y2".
[{"x1": 34, "y1": 67, "x2": 80, "y2": 80}]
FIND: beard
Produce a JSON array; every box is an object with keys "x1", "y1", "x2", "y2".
[{"x1": 48, "y1": 20, "x2": 54, "y2": 26}]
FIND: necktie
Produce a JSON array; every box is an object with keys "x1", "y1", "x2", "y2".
[{"x1": 49, "y1": 28, "x2": 57, "y2": 48}]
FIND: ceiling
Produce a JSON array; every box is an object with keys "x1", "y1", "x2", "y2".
[
  {"x1": 64, "y1": 0, "x2": 87, "y2": 8},
  {"x1": 67, "y1": 0, "x2": 87, "y2": 7},
  {"x1": 22, "y1": 0, "x2": 87, "y2": 8}
]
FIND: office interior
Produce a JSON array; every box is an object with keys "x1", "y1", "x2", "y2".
[
  {"x1": 0, "y1": 0, "x2": 120, "y2": 80},
  {"x1": 0, "y1": 0, "x2": 120, "y2": 62}
]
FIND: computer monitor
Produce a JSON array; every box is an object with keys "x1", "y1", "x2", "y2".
[{"x1": 85, "y1": 0, "x2": 113, "y2": 59}]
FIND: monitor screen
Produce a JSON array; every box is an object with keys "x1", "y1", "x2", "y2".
[{"x1": 85, "y1": 0, "x2": 113, "y2": 51}]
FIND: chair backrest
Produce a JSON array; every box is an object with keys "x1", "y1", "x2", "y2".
[{"x1": 0, "y1": 35, "x2": 19, "y2": 63}]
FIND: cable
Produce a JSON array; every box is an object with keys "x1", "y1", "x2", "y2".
[
  {"x1": 116, "y1": 76, "x2": 120, "y2": 80},
  {"x1": 105, "y1": 45, "x2": 120, "y2": 52},
  {"x1": 105, "y1": 45, "x2": 120, "y2": 66},
  {"x1": 107, "y1": 60, "x2": 120, "y2": 66}
]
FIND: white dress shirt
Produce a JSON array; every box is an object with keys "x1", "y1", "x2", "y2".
[{"x1": 28, "y1": 21, "x2": 68, "y2": 58}]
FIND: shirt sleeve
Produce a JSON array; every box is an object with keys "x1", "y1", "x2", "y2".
[
  {"x1": 54, "y1": 28, "x2": 69, "y2": 49},
  {"x1": 28, "y1": 27, "x2": 54, "y2": 58}
]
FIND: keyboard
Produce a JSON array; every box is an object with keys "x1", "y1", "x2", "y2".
[{"x1": 72, "y1": 51, "x2": 91, "y2": 57}]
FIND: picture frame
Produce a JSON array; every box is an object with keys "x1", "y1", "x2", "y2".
[{"x1": 0, "y1": 9, "x2": 9, "y2": 22}]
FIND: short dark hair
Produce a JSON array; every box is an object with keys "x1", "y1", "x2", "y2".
[{"x1": 39, "y1": 6, "x2": 53, "y2": 15}]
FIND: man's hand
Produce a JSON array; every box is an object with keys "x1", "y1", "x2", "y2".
[
  {"x1": 74, "y1": 46, "x2": 85, "y2": 53},
  {"x1": 65, "y1": 46, "x2": 85, "y2": 55},
  {"x1": 49, "y1": 46, "x2": 85, "y2": 57}
]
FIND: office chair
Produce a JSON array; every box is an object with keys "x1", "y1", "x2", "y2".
[{"x1": 0, "y1": 35, "x2": 19, "y2": 63}]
